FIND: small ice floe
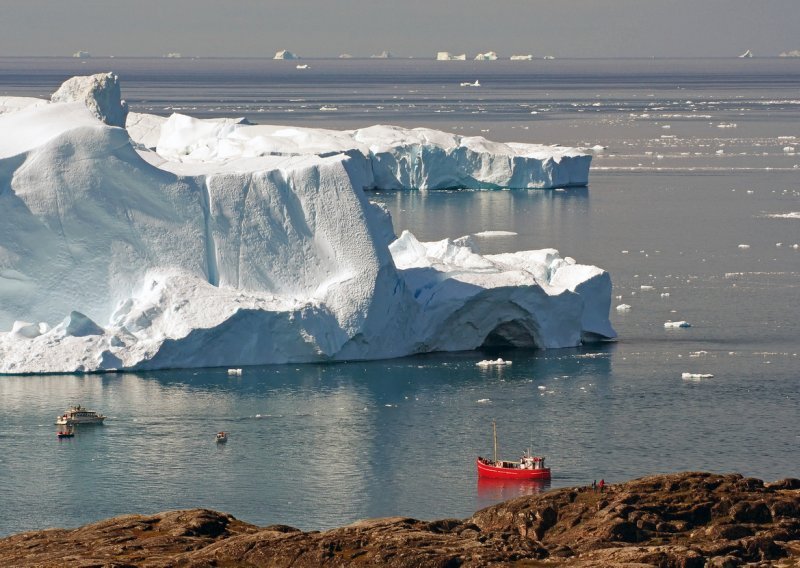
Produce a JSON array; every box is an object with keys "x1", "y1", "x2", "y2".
[
  {"x1": 783, "y1": 146, "x2": 796, "y2": 153},
  {"x1": 476, "y1": 358, "x2": 512, "y2": 367},
  {"x1": 765, "y1": 212, "x2": 800, "y2": 220},
  {"x1": 476, "y1": 398, "x2": 492, "y2": 404},
  {"x1": 296, "y1": 64, "x2": 309, "y2": 69},
  {"x1": 473, "y1": 230, "x2": 518, "y2": 237},
  {"x1": 537, "y1": 385, "x2": 546, "y2": 390},
  {"x1": 319, "y1": 106, "x2": 338, "y2": 111},
  {"x1": 690, "y1": 350, "x2": 708, "y2": 357},
  {"x1": 717, "y1": 123, "x2": 737, "y2": 128},
  {"x1": 682, "y1": 372, "x2": 714, "y2": 380},
  {"x1": 664, "y1": 321, "x2": 691, "y2": 328},
  {"x1": 460, "y1": 80, "x2": 481, "y2": 87},
  {"x1": 591, "y1": 145, "x2": 607, "y2": 152},
  {"x1": 227, "y1": 368, "x2": 243, "y2": 375},
  {"x1": 738, "y1": 244, "x2": 750, "y2": 249},
  {"x1": 616, "y1": 304, "x2": 632, "y2": 312},
  {"x1": 660, "y1": 292, "x2": 670, "y2": 298}
]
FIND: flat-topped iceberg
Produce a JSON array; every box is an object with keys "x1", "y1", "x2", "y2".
[
  {"x1": 139, "y1": 113, "x2": 591, "y2": 190},
  {"x1": 0, "y1": 74, "x2": 612, "y2": 374}
]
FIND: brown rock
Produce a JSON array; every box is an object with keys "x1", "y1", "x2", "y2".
[{"x1": 0, "y1": 472, "x2": 798, "y2": 567}]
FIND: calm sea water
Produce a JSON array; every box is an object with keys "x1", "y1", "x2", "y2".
[{"x1": 0, "y1": 58, "x2": 797, "y2": 537}]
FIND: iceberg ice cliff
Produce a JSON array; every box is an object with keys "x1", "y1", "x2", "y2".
[{"x1": 0, "y1": 74, "x2": 613, "y2": 374}]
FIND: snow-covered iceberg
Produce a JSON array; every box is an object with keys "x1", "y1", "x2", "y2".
[
  {"x1": 0, "y1": 74, "x2": 613, "y2": 374},
  {"x1": 140, "y1": 113, "x2": 591, "y2": 190}
]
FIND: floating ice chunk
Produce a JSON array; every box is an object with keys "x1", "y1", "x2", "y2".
[
  {"x1": 296, "y1": 64, "x2": 309, "y2": 70},
  {"x1": 476, "y1": 358, "x2": 512, "y2": 367},
  {"x1": 690, "y1": 350, "x2": 708, "y2": 357},
  {"x1": 682, "y1": 372, "x2": 714, "y2": 380},
  {"x1": 660, "y1": 292, "x2": 670, "y2": 298},
  {"x1": 473, "y1": 230, "x2": 518, "y2": 237},
  {"x1": 640, "y1": 285, "x2": 654, "y2": 291},
  {"x1": 738, "y1": 244, "x2": 750, "y2": 249},
  {"x1": 665, "y1": 321, "x2": 691, "y2": 328},
  {"x1": 783, "y1": 146, "x2": 796, "y2": 153},
  {"x1": 616, "y1": 304, "x2": 632, "y2": 312},
  {"x1": 510, "y1": 54, "x2": 533, "y2": 61},
  {"x1": 476, "y1": 398, "x2": 492, "y2": 403},
  {"x1": 537, "y1": 385, "x2": 546, "y2": 390},
  {"x1": 474, "y1": 51, "x2": 498, "y2": 61},
  {"x1": 765, "y1": 212, "x2": 800, "y2": 219},
  {"x1": 460, "y1": 80, "x2": 481, "y2": 87},
  {"x1": 227, "y1": 368, "x2": 243, "y2": 375},
  {"x1": 739, "y1": 49, "x2": 753, "y2": 58}
]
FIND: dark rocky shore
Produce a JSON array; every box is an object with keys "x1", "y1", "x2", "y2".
[{"x1": 2, "y1": 472, "x2": 798, "y2": 567}]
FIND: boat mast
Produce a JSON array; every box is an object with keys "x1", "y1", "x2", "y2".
[{"x1": 492, "y1": 420, "x2": 497, "y2": 463}]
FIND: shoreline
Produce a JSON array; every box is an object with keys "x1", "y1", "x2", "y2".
[{"x1": 2, "y1": 471, "x2": 798, "y2": 567}]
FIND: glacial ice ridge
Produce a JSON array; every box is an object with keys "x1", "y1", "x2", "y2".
[{"x1": 0, "y1": 74, "x2": 613, "y2": 374}]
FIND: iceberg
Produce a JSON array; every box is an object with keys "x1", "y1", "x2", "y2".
[
  {"x1": 0, "y1": 74, "x2": 613, "y2": 374},
  {"x1": 474, "y1": 51, "x2": 499, "y2": 61},
  {"x1": 437, "y1": 52, "x2": 467, "y2": 61},
  {"x1": 510, "y1": 55, "x2": 534, "y2": 61},
  {"x1": 273, "y1": 49, "x2": 299, "y2": 60}
]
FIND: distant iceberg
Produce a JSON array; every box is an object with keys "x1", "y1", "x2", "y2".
[
  {"x1": 0, "y1": 74, "x2": 612, "y2": 374},
  {"x1": 437, "y1": 52, "x2": 466, "y2": 61},
  {"x1": 779, "y1": 50, "x2": 800, "y2": 57},
  {"x1": 274, "y1": 49, "x2": 299, "y2": 60},
  {"x1": 510, "y1": 54, "x2": 533, "y2": 61},
  {"x1": 474, "y1": 51, "x2": 499, "y2": 61},
  {"x1": 72, "y1": 50, "x2": 91, "y2": 59},
  {"x1": 370, "y1": 51, "x2": 393, "y2": 59},
  {"x1": 739, "y1": 49, "x2": 754, "y2": 58}
]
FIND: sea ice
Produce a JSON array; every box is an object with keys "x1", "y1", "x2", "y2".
[
  {"x1": 682, "y1": 372, "x2": 714, "y2": 380},
  {"x1": 665, "y1": 321, "x2": 692, "y2": 328},
  {"x1": 474, "y1": 52, "x2": 499, "y2": 61},
  {"x1": 0, "y1": 74, "x2": 614, "y2": 374},
  {"x1": 476, "y1": 359, "x2": 512, "y2": 367}
]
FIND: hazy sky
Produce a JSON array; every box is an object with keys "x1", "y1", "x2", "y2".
[{"x1": 1, "y1": 0, "x2": 798, "y2": 58}]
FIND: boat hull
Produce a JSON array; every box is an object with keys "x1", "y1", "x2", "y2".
[
  {"x1": 55, "y1": 417, "x2": 105, "y2": 425},
  {"x1": 476, "y1": 458, "x2": 551, "y2": 480}
]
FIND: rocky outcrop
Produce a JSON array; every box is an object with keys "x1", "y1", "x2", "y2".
[{"x1": 1, "y1": 472, "x2": 798, "y2": 567}]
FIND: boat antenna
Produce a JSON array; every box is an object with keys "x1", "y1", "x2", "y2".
[{"x1": 492, "y1": 420, "x2": 498, "y2": 463}]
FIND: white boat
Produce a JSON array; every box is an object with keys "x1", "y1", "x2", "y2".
[
  {"x1": 55, "y1": 405, "x2": 106, "y2": 425},
  {"x1": 216, "y1": 431, "x2": 228, "y2": 444},
  {"x1": 460, "y1": 80, "x2": 481, "y2": 87}
]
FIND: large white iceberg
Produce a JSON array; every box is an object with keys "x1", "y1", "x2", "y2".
[{"x1": 0, "y1": 74, "x2": 613, "y2": 374}]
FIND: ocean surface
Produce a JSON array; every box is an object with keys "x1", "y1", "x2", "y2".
[{"x1": 0, "y1": 57, "x2": 798, "y2": 537}]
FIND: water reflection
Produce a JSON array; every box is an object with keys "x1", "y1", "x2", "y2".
[
  {"x1": 370, "y1": 187, "x2": 590, "y2": 253},
  {"x1": 476, "y1": 477, "x2": 551, "y2": 509}
]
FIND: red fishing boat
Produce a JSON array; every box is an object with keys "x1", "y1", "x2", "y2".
[{"x1": 476, "y1": 421, "x2": 551, "y2": 480}]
